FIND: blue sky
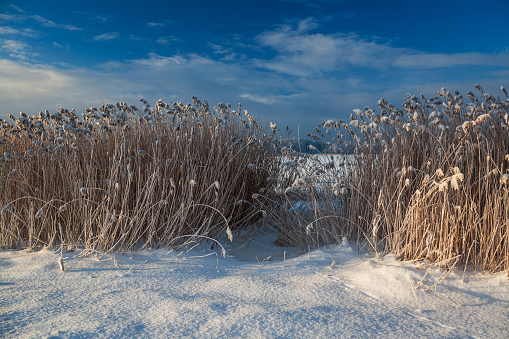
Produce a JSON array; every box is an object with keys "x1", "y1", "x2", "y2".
[{"x1": 1, "y1": 0, "x2": 508, "y2": 134}]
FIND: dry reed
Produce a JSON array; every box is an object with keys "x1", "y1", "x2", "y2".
[
  {"x1": 266, "y1": 85, "x2": 509, "y2": 274},
  {"x1": 0, "y1": 97, "x2": 279, "y2": 252}
]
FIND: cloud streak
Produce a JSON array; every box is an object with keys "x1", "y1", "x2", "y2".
[
  {"x1": 0, "y1": 39, "x2": 37, "y2": 60},
  {"x1": 31, "y1": 15, "x2": 81, "y2": 31},
  {"x1": 93, "y1": 32, "x2": 120, "y2": 41},
  {"x1": 9, "y1": 4, "x2": 26, "y2": 14},
  {"x1": 0, "y1": 26, "x2": 39, "y2": 37},
  {"x1": 256, "y1": 28, "x2": 396, "y2": 76},
  {"x1": 156, "y1": 36, "x2": 180, "y2": 46},
  {"x1": 0, "y1": 11, "x2": 81, "y2": 31},
  {"x1": 255, "y1": 21, "x2": 509, "y2": 77},
  {"x1": 394, "y1": 52, "x2": 509, "y2": 68}
]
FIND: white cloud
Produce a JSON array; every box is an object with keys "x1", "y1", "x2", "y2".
[
  {"x1": 255, "y1": 19, "x2": 509, "y2": 77},
  {"x1": 74, "y1": 11, "x2": 113, "y2": 23},
  {"x1": 31, "y1": 15, "x2": 81, "y2": 31},
  {"x1": 52, "y1": 42, "x2": 71, "y2": 51},
  {"x1": 256, "y1": 28, "x2": 396, "y2": 76},
  {"x1": 0, "y1": 17, "x2": 507, "y2": 134},
  {"x1": 0, "y1": 39, "x2": 38, "y2": 61},
  {"x1": 9, "y1": 4, "x2": 26, "y2": 14},
  {"x1": 0, "y1": 59, "x2": 144, "y2": 115},
  {"x1": 0, "y1": 13, "x2": 22, "y2": 22},
  {"x1": 0, "y1": 26, "x2": 39, "y2": 37},
  {"x1": 1, "y1": 50, "x2": 507, "y2": 135},
  {"x1": 1, "y1": 39, "x2": 29, "y2": 53},
  {"x1": 0, "y1": 53, "x2": 274, "y2": 121},
  {"x1": 147, "y1": 20, "x2": 173, "y2": 28},
  {"x1": 209, "y1": 43, "x2": 238, "y2": 61},
  {"x1": 129, "y1": 35, "x2": 144, "y2": 41},
  {"x1": 132, "y1": 52, "x2": 187, "y2": 67},
  {"x1": 94, "y1": 32, "x2": 120, "y2": 41},
  {"x1": 295, "y1": 17, "x2": 319, "y2": 33},
  {"x1": 239, "y1": 93, "x2": 280, "y2": 105},
  {"x1": 0, "y1": 59, "x2": 76, "y2": 103},
  {"x1": 394, "y1": 52, "x2": 509, "y2": 68},
  {"x1": 94, "y1": 15, "x2": 108, "y2": 23},
  {"x1": 156, "y1": 36, "x2": 180, "y2": 46}
]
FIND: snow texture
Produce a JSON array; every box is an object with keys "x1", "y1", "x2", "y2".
[{"x1": 1, "y1": 233, "x2": 508, "y2": 338}]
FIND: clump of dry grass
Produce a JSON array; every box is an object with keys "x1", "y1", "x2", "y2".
[
  {"x1": 268, "y1": 85, "x2": 509, "y2": 274},
  {"x1": 0, "y1": 97, "x2": 279, "y2": 252}
]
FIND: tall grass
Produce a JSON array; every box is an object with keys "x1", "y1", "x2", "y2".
[
  {"x1": 2, "y1": 85, "x2": 508, "y2": 274},
  {"x1": 0, "y1": 98, "x2": 279, "y2": 252},
  {"x1": 268, "y1": 85, "x2": 509, "y2": 274}
]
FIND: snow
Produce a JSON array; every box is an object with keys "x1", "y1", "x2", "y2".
[{"x1": 1, "y1": 233, "x2": 508, "y2": 338}]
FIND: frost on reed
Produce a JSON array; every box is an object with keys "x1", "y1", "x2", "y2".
[
  {"x1": 255, "y1": 145, "x2": 351, "y2": 249},
  {"x1": 0, "y1": 98, "x2": 278, "y2": 252},
  {"x1": 269, "y1": 86, "x2": 509, "y2": 274}
]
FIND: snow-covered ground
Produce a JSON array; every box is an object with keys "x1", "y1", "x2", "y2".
[{"x1": 1, "y1": 233, "x2": 508, "y2": 338}]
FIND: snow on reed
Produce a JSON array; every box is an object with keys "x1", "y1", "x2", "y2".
[
  {"x1": 260, "y1": 85, "x2": 509, "y2": 274},
  {"x1": 0, "y1": 98, "x2": 279, "y2": 252}
]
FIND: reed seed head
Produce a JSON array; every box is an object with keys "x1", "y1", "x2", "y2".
[
  {"x1": 501, "y1": 174, "x2": 509, "y2": 185},
  {"x1": 426, "y1": 233, "x2": 433, "y2": 248},
  {"x1": 306, "y1": 224, "x2": 313, "y2": 235},
  {"x1": 226, "y1": 226, "x2": 233, "y2": 242}
]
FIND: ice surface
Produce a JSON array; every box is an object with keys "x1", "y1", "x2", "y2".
[{"x1": 1, "y1": 234, "x2": 508, "y2": 338}]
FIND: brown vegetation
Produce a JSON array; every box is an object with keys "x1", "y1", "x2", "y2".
[
  {"x1": 0, "y1": 98, "x2": 278, "y2": 252},
  {"x1": 267, "y1": 85, "x2": 509, "y2": 274}
]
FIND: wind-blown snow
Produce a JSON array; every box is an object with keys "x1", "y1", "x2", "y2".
[{"x1": 1, "y1": 233, "x2": 508, "y2": 338}]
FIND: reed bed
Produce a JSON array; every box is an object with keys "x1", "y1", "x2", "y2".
[
  {"x1": 266, "y1": 85, "x2": 509, "y2": 274},
  {"x1": 2, "y1": 85, "x2": 508, "y2": 274},
  {"x1": 0, "y1": 98, "x2": 279, "y2": 252}
]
